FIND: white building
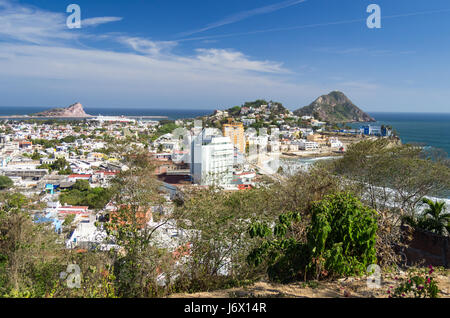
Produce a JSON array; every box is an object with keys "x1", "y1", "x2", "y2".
[
  {"x1": 191, "y1": 129, "x2": 234, "y2": 186},
  {"x1": 242, "y1": 118, "x2": 256, "y2": 126},
  {"x1": 328, "y1": 137, "x2": 343, "y2": 148},
  {"x1": 88, "y1": 115, "x2": 136, "y2": 124},
  {"x1": 298, "y1": 139, "x2": 319, "y2": 150}
]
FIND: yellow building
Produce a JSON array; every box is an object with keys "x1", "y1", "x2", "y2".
[{"x1": 223, "y1": 122, "x2": 245, "y2": 153}]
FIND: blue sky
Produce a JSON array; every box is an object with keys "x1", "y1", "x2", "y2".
[{"x1": 1, "y1": 0, "x2": 450, "y2": 112}]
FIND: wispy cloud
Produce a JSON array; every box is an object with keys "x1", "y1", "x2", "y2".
[
  {"x1": 117, "y1": 36, "x2": 178, "y2": 56},
  {"x1": 0, "y1": 0, "x2": 122, "y2": 44},
  {"x1": 195, "y1": 48, "x2": 288, "y2": 74},
  {"x1": 0, "y1": 1, "x2": 73, "y2": 44},
  {"x1": 177, "y1": 8, "x2": 450, "y2": 43},
  {"x1": 313, "y1": 47, "x2": 415, "y2": 57},
  {"x1": 0, "y1": 0, "x2": 303, "y2": 109},
  {"x1": 177, "y1": 0, "x2": 307, "y2": 37}
]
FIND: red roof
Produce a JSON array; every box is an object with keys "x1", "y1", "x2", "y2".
[
  {"x1": 68, "y1": 174, "x2": 92, "y2": 178},
  {"x1": 172, "y1": 242, "x2": 191, "y2": 259},
  {"x1": 58, "y1": 210, "x2": 89, "y2": 214},
  {"x1": 235, "y1": 172, "x2": 255, "y2": 176},
  {"x1": 60, "y1": 206, "x2": 89, "y2": 210}
]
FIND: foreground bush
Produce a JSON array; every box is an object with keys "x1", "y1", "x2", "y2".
[
  {"x1": 307, "y1": 192, "x2": 378, "y2": 279},
  {"x1": 248, "y1": 193, "x2": 378, "y2": 282}
]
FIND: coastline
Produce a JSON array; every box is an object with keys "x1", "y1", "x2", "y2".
[
  {"x1": 0, "y1": 115, "x2": 94, "y2": 119},
  {"x1": 280, "y1": 151, "x2": 344, "y2": 159}
]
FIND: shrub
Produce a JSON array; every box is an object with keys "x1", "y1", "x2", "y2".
[
  {"x1": 247, "y1": 211, "x2": 308, "y2": 283},
  {"x1": 307, "y1": 193, "x2": 378, "y2": 279},
  {"x1": 247, "y1": 193, "x2": 379, "y2": 283},
  {"x1": 0, "y1": 176, "x2": 13, "y2": 190}
]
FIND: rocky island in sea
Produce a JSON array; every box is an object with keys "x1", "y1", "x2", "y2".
[{"x1": 31, "y1": 102, "x2": 92, "y2": 118}]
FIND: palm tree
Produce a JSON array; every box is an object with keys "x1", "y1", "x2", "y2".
[{"x1": 420, "y1": 198, "x2": 450, "y2": 236}]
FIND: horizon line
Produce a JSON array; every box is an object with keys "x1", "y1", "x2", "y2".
[{"x1": 0, "y1": 106, "x2": 449, "y2": 115}]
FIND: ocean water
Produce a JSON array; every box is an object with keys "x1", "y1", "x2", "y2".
[
  {"x1": 351, "y1": 112, "x2": 450, "y2": 157},
  {"x1": 0, "y1": 106, "x2": 213, "y2": 121}
]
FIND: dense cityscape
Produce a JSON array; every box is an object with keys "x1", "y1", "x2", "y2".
[{"x1": 0, "y1": 98, "x2": 395, "y2": 251}]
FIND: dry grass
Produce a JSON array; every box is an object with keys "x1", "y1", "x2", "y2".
[{"x1": 168, "y1": 268, "x2": 450, "y2": 298}]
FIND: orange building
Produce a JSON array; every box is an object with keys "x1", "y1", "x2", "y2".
[
  {"x1": 223, "y1": 121, "x2": 245, "y2": 154},
  {"x1": 19, "y1": 141, "x2": 32, "y2": 149}
]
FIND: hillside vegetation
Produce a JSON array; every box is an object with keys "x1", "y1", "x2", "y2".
[{"x1": 0, "y1": 141, "x2": 449, "y2": 298}]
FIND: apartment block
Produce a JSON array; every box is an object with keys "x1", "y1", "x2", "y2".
[{"x1": 223, "y1": 122, "x2": 245, "y2": 154}]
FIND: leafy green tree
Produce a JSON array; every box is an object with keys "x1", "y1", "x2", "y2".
[
  {"x1": 330, "y1": 139, "x2": 450, "y2": 215},
  {"x1": 61, "y1": 135, "x2": 76, "y2": 143},
  {"x1": 0, "y1": 193, "x2": 64, "y2": 297},
  {"x1": 38, "y1": 158, "x2": 72, "y2": 174},
  {"x1": 0, "y1": 176, "x2": 13, "y2": 190},
  {"x1": 171, "y1": 177, "x2": 305, "y2": 293},
  {"x1": 104, "y1": 155, "x2": 169, "y2": 297},
  {"x1": 227, "y1": 106, "x2": 241, "y2": 117},
  {"x1": 59, "y1": 180, "x2": 112, "y2": 210},
  {"x1": 52, "y1": 158, "x2": 69, "y2": 171},
  {"x1": 32, "y1": 138, "x2": 60, "y2": 149},
  {"x1": 31, "y1": 151, "x2": 42, "y2": 160},
  {"x1": 72, "y1": 179, "x2": 90, "y2": 191},
  {"x1": 63, "y1": 214, "x2": 75, "y2": 227}
]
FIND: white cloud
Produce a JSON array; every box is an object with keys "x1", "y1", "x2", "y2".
[
  {"x1": 0, "y1": 0, "x2": 293, "y2": 100},
  {"x1": 0, "y1": 0, "x2": 122, "y2": 44},
  {"x1": 195, "y1": 48, "x2": 288, "y2": 74},
  {"x1": 0, "y1": 42, "x2": 317, "y2": 109},
  {"x1": 117, "y1": 36, "x2": 178, "y2": 56},
  {"x1": 0, "y1": 1, "x2": 73, "y2": 44}
]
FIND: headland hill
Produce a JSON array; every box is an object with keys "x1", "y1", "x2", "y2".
[
  {"x1": 0, "y1": 91, "x2": 374, "y2": 123},
  {"x1": 194, "y1": 91, "x2": 376, "y2": 125}
]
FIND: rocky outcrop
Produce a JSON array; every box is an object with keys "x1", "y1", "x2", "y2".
[
  {"x1": 33, "y1": 102, "x2": 92, "y2": 117},
  {"x1": 294, "y1": 91, "x2": 375, "y2": 123}
]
